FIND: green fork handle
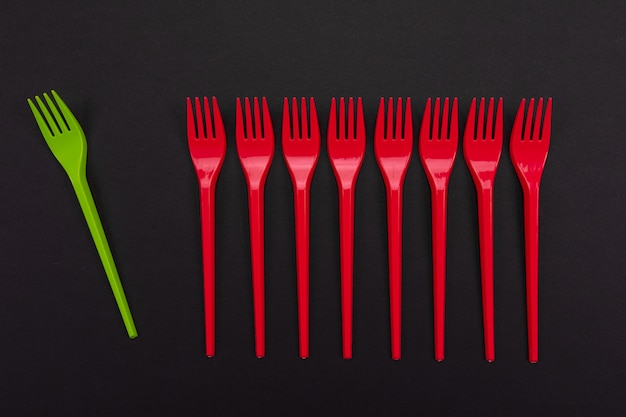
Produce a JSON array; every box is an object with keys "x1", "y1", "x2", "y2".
[{"x1": 71, "y1": 175, "x2": 138, "y2": 339}]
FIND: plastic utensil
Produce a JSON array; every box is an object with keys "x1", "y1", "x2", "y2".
[
  {"x1": 327, "y1": 97, "x2": 365, "y2": 359},
  {"x1": 236, "y1": 97, "x2": 274, "y2": 358},
  {"x1": 463, "y1": 97, "x2": 503, "y2": 362},
  {"x1": 27, "y1": 90, "x2": 137, "y2": 339},
  {"x1": 510, "y1": 97, "x2": 552, "y2": 363},
  {"x1": 282, "y1": 97, "x2": 320, "y2": 359},
  {"x1": 187, "y1": 96, "x2": 227, "y2": 357},
  {"x1": 374, "y1": 97, "x2": 413, "y2": 360},
  {"x1": 418, "y1": 97, "x2": 458, "y2": 361}
]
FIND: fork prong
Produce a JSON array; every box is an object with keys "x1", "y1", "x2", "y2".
[
  {"x1": 524, "y1": 98, "x2": 535, "y2": 141},
  {"x1": 236, "y1": 98, "x2": 245, "y2": 139},
  {"x1": 282, "y1": 97, "x2": 290, "y2": 139},
  {"x1": 477, "y1": 98, "x2": 485, "y2": 141},
  {"x1": 35, "y1": 96, "x2": 60, "y2": 136},
  {"x1": 51, "y1": 90, "x2": 78, "y2": 131},
  {"x1": 194, "y1": 97, "x2": 205, "y2": 139},
  {"x1": 541, "y1": 98, "x2": 552, "y2": 143},
  {"x1": 375, "y1": 98, "x2": 384, "y2": 140},
  {"x1": 441, "y1": 97, "x2": 449, "y2": 140},
  {"x1": 28, "y1": 98, "x2": 53, "y2": 140},
  {"x1": 485, "y1": 98, "x2": 494, "y2": 139},
  {"x1": 244, "y1": 98, "x2": 253, "y2": 139},
  {"x1": 186, "y1": 97, "x2": 196, "y2": 139},
  {"x1": 329, "y1": 98, "x2": 337, "y2": 140},
  {"x1": 212, "y1": 97, "x2": 225, "y2": 139},
  {"x1": 404, "y1": 98, "x2": 413, "y2": 141},
  {"x1": 385, "y1": 98, "x2": 393, "y2": 139},
  {"x1": 291, "y1": 97, "x2": 299, "y2": 139},
  {"x1": 339, "y1": 98, "x2": 346, "y2": 139},
  {"x1": 301, "y1": 97, "x2": 308, "y2": 139},
  {"x1": 494, "y1": 98, "x2": 503, "y2": 142},
  {"x1": 253, "y1": 97, "x2": 263, "y2": 139},
  {"x1": 450, "y1": 98, "x2": 458, "y2": 141},
  {"x1": 395, "y1": 98, "x2": 403, "y2": 139},
  {"x1": 512, "y1": 98, "x2": 525, "y2": 141},
  {"x1": 420, "y1": 98, "x2": 432, "y2": 142},
  {"x1": 309, "y1": 97, "x2": 319, "y2": 140},
  {"x1": 262, "y1": 97, "x2": 272, "y2": 140},
  {"x1": 204, "y1": 97, "x2": 214, "y2": 139},
  {"x1": 43, "y1": 93, "x2": 67, "y2": 133},
  {"x1": 532, "y1": 98, "x2": 543, "y2": 142},
  {"x1": 356, "y1": 98, "x2": 365, "y2": 140},
  {"x1": 464, "y1": 98, "x2": 477, "y2": 142},
  {"x1": 348, "y1": 98, "x2": 355, "y2": 139},
  {"x1": 432, "y1": 98, "x2": 441, "y2": 140}
]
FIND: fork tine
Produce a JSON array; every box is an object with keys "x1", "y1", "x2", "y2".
[
  {"x1": 404, "y1": 98, "x2": 413, "y2": 140},
  {"x1": 375, "y1": 98, "x2": 384, "y2": 140},
  {"x1": 329, "y1": 98, "x2": 337, "y2": 140},
  {"x1": 432, "y1": 98, "x2": 441, "y2": 140},
  {"x1": 386, "y1": 98, "x2": 393, "y2": 139},
  {"x1": 339, "y1": 98, "x2": 346, "y2": 139},
  {"x1": 186, "y1": 97, "x2": 195, "y2": 138},
  {"x1": 477, "y1": 98, "x2": 485, "y2": 140},
  {"x1": 28, "y1": 98, "x2": 53, "y2": 139},
  {"x1": 291, "y1": 97, "x2": 299, "y2": 139},
  {"x1": 253, "y1": 97, "x2": 262, "y2": 139},
  {"x1": 356, "y1": 98, "x2": 365, "y2": 140},
  {"x1": 245, "y1": 98, "x2": 253, "y2": 139},
  {"x1": 50, "y1": 90, "x2": 78, "y2": 131},
  {"x1": 512, "y1": 98, "x2": 526, "y2": 141},
  {"x1": 524, "y1": 98, "x2": 535, "y2": 141},
  {"x1": 35, "y1": 96, "x2": 60, "y2": 136},
  {"x1": 395, "y1": 98, "x2": 403, "y2": 139},
  {"x1": 262, "y1": 97, "x2": 272, "y2": 139},
  {"x1": 485, "y1": 98, "x2": 494, "y2": 139},
  {"x1": 212, "y1": 97, "x2": 225, "y2": 138},
  {"x1": 282, "y1": 97, "x2": 290, "y2": 139},
  {"x1": 494, "y1": 98, "x2": 503, "y2": 142},
  {"x1": 43, "y1": 93, "x2": 67, "y2": 132},
  {"x1": 450, "y1": 98, "x2": 458, "y2": 141},
  {"x1": 420, "y1": 98, "x2": 432, "y2": 142},
  {"x1": 301, "y1": 97, "x2": 308, "y2": 139},
  {"x1": 532, "y1": 98, "x2": 543, "y2": 142},
  {"x1": 348, "y1": 98, "x2": 354, "y2": 139},
  {"x1": 464, "y1": 98, "x2": 477, "y2": 142},
  {"x1": 194, "y1": 97, "x2": 205, "y2": 139},
  {"x1": 309, "y1": 97, "x2": 319, "y2": 140},
  {"x1": 236, "y1": 98, "x2": 245, "y2": 139},
  {"x1": 541, "y1": 98, "x2": 552, "y2": 143},
  {"x1": 204, "y1": 97, "x2": 214, "y2": 139},
  {"x1": 441, "y1": 97, "x2": 449, "y2": 140}
]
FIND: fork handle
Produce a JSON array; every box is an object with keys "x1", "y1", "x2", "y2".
[
  {"x1": 71, "y1": 177, "x2": 137, "y2": 339},
  {"x1": 477, "y1": 186, "x2": 495, "y2": 362},
  {"x1": 338, "y1": 185, "x2": 356, "y2": 359},
  {"x1": 385, "y1": 186, "x2": 403, "y2": 360},
  {"x1": 199, "y1": 184, "x2": 217, "y2": 357},
  {"x1": 431, "y1": 187, "x2": 448, "y2": 362},
  {"x1": 248, "y1": 186, "x2": 266, "y2": 358},
  {"x1": 294, "y1": 186, "x2": 311, "y2": 359},
  {"x1": 523, "y1": 183, "x2": 541, "y2": 363}
]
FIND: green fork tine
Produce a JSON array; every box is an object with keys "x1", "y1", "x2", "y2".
[{"x1": 28, "y1": 90, "x2": 137, "y2": 339}]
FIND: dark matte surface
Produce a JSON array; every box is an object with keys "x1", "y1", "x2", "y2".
[{"x1": 1, "y1": 1, "x2": 625, "y2": 415}]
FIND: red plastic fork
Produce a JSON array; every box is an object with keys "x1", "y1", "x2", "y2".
[
  {"x1": 374, "y1": 97, "x2": 413, "y2": 360},
  {"x1": 419, "y1": 97, "x2": 458, "y2": 362},
  {"x1": 186, "y1": 96, "x2": 226, "y2": 357},
  {"x1": 282, "y1": 97, "x2": 321, "y2": 359},
  {"x1": 327, "y1": 97, "x2": 365, "y2": 359},
  {"x1": 463, "y1": 97, "x2": 503, "y2": 362},
  {"x1": 510, "y1": 97, "x2": 552, "y2": 363},
  {"x1": 236, "y1": 97, "x2": 275, "y2": 358}
]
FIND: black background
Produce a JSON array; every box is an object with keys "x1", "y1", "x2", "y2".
[{"x1": 1, "y1": 1, "x2": 625, "y2": 416}]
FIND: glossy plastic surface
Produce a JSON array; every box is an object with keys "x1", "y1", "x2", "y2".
[
  {"x1": 282, "y1": 97, "x2": 320, "y2": 359},
  {"x1": 27, "y1": 90, "x2": 137, "y2": 339},
  {"x1": 463, "y1": 97, "x2": 503, "y2": 362},
  {"x1": 327, "y1": 97, "x2": 365, "y2": 359},
  {"x1": 374, "y1": 98, "x2": 413, "y2": 360},
  {"x1": 187, "y1": 96, "x2": 226, "y2": 357},
  {"x1": 510, "y1": 97, "x2": 552, "y2": 363},
  {"x1": 236, "y1": 97, "x2": 275, "y2": 358},
  {"x1": 418, "y1": 97, "x2": 458, "y2": 362}
]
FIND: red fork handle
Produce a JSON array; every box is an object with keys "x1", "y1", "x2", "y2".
[
  {"x1": 200, "y1": 184, "x2": 217, "y2": 357},
  {"x1": 386, "y1": 186, "x2": 403, "y2": 360},
  {"x1": 338, "y1": 185, "x2": 355, "y2": 359},
  {"x1": 431, "y1": 187, "x2": 448, "y2": 362},
  {"x1": 248, "y1": 186, "x2": 266, "y2": 358},
  {"x1": 294, "y1": 186, "x2": 310, "y2": 359},
  {"x1": 523, "y1": 184, "x2": 540, "y2": 363},
  {"x1": 477, "y1": 186, "x2": 495, "y2": 362}
]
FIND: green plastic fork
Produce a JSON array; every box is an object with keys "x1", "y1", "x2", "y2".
[{"x1": 28, "y1": 90, "x2": 137, "y2": 339}]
